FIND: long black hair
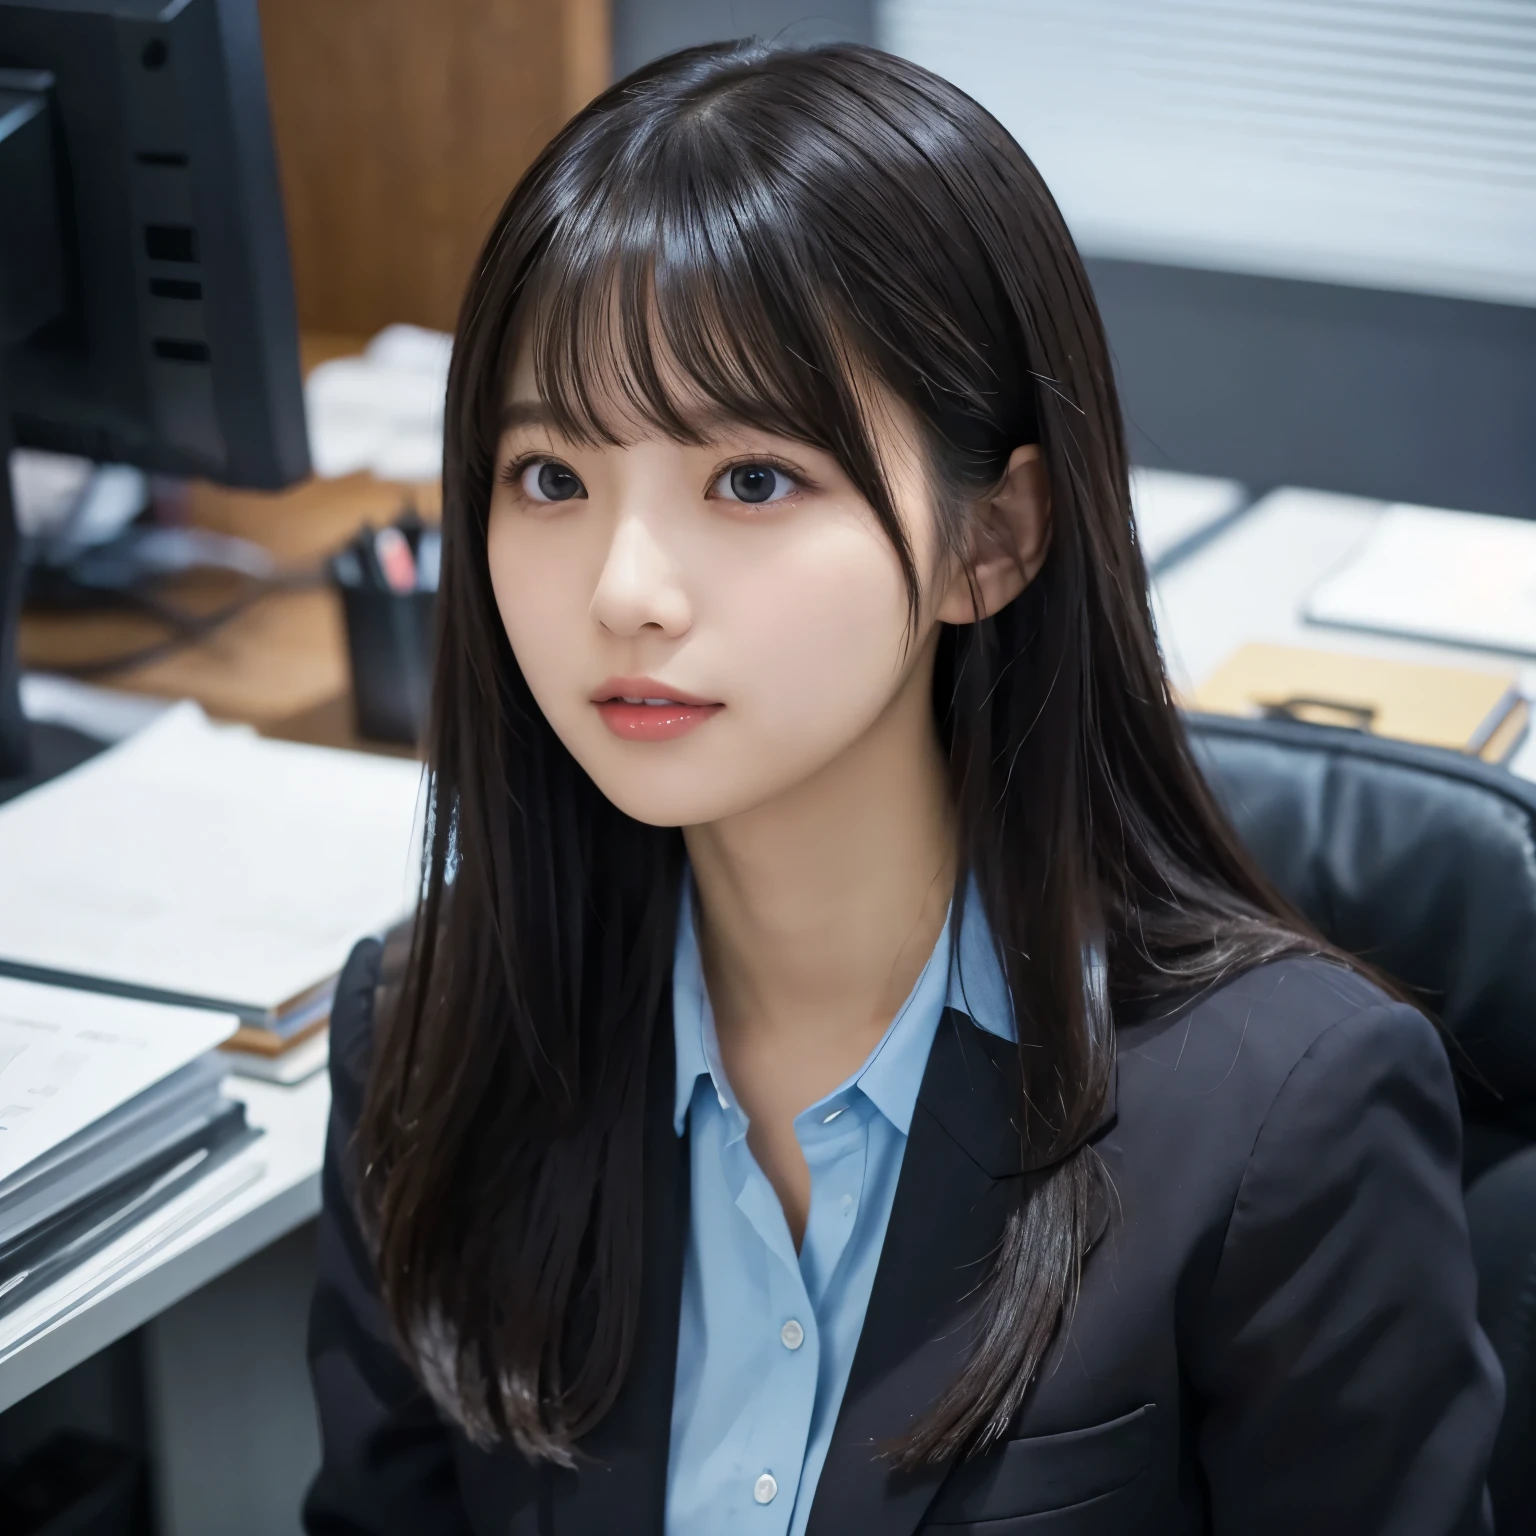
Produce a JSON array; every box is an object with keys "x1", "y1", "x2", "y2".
[{"x1": 357, "y1": 39, "x2": 1328, "y2": 1468}]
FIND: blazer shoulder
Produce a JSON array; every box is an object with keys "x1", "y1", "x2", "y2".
[
  {"x1": 328, "y1": 921, "x2": 413, "y2": 1130},
  {"x1": 1113, "y1": 954, "x2": 1435, "y2": 1152}
]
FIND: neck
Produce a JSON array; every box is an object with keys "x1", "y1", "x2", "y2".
[{"x1": 683, "y1": 644, "x2": 955, "y2": 1060}]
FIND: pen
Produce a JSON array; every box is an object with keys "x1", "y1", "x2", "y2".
[
  {"x1": 374, "y1": 526, "x2": 418, "y2": 594},
  {"x1": 416, "y1": 529, "x2": 442, "y2": 592}
]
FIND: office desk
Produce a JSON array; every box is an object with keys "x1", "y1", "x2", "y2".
[
  {"x1": 6, "y1": 335, "x2": 428, "y2": 1533},
  {"x1": 19, "y1": 333, "x2": 439, "y2": 749},
  {"x1": 1151, "y1": 487, "x2": 1536, "y2": 784}
]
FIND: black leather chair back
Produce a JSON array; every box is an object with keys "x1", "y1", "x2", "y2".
[
  {"x1": 1188, "y1": 711, "x2": 1536, "y2": 1531},
  {"x1": 1187, "y1": 710, "x2": 1536, "y2": 1181}
]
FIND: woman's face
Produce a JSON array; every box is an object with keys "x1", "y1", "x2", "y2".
[{"x1": 485, "y1": 346, "x2": 950, "y2": 829}]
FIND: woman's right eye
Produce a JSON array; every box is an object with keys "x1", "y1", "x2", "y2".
[{"x1": 518, "y1": 459, "x2": 587, "y2": 504}]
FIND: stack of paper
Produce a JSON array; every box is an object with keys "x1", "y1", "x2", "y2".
[
  {"x1": 0, "y1": 978, "x2": 246, "y2": 1320},
  {"x1": 0, "y1": 703, "x2": 424, "y2": 1083},
  {"x1": 304, "y1": 324, "x2": 451, "y2": 482}
]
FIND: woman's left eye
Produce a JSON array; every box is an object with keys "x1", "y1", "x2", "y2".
[{"x1": 711, "y1": 463, "x2": 798, "y2": 506}]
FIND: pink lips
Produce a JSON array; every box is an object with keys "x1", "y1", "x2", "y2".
[{"x1": 591, "y1": 677, "x2": 723, "y2": 742}]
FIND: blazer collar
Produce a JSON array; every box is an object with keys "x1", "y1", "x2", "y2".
[
  {"x1": 922, "y1": 1006, "x2": 1119, "y2": 1180},
  {"x1": 549, "y1": 1004, "x2": 1116, "y2": 1536},
  {"x1": 805, "y1": 1009, "x2": 1117, "y2": 1536}
]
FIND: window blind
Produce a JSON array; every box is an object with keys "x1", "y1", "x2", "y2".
[{"x1": 879, "y1": 0, "x2": 1536, "y2": 306}]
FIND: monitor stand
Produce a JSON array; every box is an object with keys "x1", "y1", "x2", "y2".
[
  {"x1": 0, "y1": 406, "x2": 29, "y2": 778},
  {"x1": 1, "y1": 68, "x2": 68, "y2": 779},
  {"x1": 0, "y1": 398, "x2": 110, "y2": 791}
]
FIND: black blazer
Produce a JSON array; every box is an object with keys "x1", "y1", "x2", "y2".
[{"x1": 304, "y1": 940, "x2": 1502, "y2": 1536}]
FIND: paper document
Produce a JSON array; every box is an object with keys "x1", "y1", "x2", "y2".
[
  {"x1": 0, "y1": 977, "x2": 236, "y2": 1184},
  {"x1": 1130, "y1": 468, "x2": 1248, "y2": 571},
  {"x1": 0, "y1": 703, "x2": 424, "y2": 1017},
  {"x1": 305, "y1": 324, "x2": 450, "y2": 482},
  {"x1": 1305, "y1": 504, "x2": 1536, "y2": 657}
]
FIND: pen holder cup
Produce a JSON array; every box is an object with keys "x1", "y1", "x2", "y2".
[{"x1": 335, "y1": 578, "x2": 436, "y2": 745}]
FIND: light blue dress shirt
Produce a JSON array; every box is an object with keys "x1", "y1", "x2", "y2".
[{"x1": 665, "y1": 877, "x2": 1015, "y2": 1536}]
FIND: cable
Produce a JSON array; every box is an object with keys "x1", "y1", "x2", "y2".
[{"x1": 28, "y1": 565, "x2": 324, "y2": 680}]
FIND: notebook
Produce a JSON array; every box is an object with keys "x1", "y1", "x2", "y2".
[
  {"x1": 1304, "y1": 504, "x2": 1536, "y2": 657},
  {"x1": 1193, "y1": 642, "x2": 1528, "y2": 762},
  {"x1": 0, "y1": 703, "x2": 424, "y2": 1034}
]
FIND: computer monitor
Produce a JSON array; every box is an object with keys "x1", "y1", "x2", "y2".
[{"x1": 0, "y1": 0, "x2": 309, "y2": 776}]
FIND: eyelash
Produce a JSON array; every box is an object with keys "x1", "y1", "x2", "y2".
[
  {"x1": 710, "y1": 456, "x2": 810, "y2": 504},
  {"x1": 497, "y1": 454, "x2": 815, "y2": 504},
  {"x1": 499, "y1": 454, "x2": 559, "y2": 488}
]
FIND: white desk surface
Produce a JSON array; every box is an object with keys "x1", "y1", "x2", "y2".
[
  {"x1": 5, "y1": 485, "x2": 1533, "y2": 1414},
  {"x1": 0, "y1": 1071, "x2": 330, "y2": 1414}
]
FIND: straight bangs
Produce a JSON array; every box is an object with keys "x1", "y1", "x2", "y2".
[{"x1": 511, "y1": 168, "x2": 926, "y2": 603}]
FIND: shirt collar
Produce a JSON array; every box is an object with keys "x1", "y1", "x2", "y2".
[
  {"x1": 672, "y1": 872, "x2": 1014, "y2": 1137},
  {"x1": 672, "y1": 882, "x2": 718, "y2": 1134}
]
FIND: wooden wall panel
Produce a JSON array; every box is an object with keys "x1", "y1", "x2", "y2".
[{"x1": 257, "y1": 0, "x2": 610, "y2": 336}]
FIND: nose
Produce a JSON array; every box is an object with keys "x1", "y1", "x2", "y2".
[{"x1": 589, "y1": 510, "x2": 692, "y2": 639}]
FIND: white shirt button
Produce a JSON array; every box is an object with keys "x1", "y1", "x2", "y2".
[
  {"x1": 754, "y1": 1472, "x2": 778, "y2": 1504},
  {"x1": 780, "y1": 1318, "x2": 805, "y2": 1350}
]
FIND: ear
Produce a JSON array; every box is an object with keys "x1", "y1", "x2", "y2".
[{"x1": 934, "y1": 444, "x2": 1051, "y2": 625}]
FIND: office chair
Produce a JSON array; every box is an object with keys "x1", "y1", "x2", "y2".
[{"x1": 1187, "y1": 711, "x2": 1536, "y2": 1534}]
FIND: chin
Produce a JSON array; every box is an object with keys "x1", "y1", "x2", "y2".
[
  {"x1": 590, "y1": 780, "x2": 748, "y2": 829},
  {"x1": 581, "y1": 758, "x2": 784, "y2": 830}
]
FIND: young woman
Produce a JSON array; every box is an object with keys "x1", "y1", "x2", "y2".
[{"x1": 303, "y1": 41, "x2": 1500, "y2": 1536}]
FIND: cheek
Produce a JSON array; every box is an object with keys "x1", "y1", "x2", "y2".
[
  {"x1": 482, "y1": 492, "x2": 920, "y2": 828},
  {"x1": 711, "y1": 517, "x2": 912, "y2": 741},
  {"x1": 486, "y1": 504, "x2": 591, "y2": 720}
]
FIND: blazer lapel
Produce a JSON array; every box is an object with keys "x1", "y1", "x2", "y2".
[
  {"x1": 548, "y1": 1009, "x2": 689, "y2": 1536},
  {"x1": 806, "y1": 1010, "x2": 1117, "y2": 1536}
]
